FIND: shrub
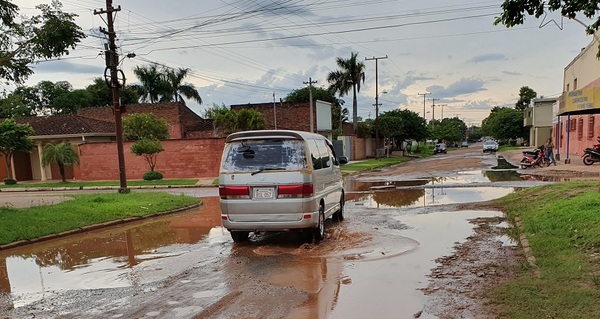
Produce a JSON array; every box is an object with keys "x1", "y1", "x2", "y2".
[
  {"x1": 3, "y1": 178, "x2": 16, "y2": 185},
  {"x1": 143, "y1": 171, "x2": 163, "y2": 181}
]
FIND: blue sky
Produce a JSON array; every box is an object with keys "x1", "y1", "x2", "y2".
[{"x1": 12, "y1": 0, "x2": 596, "y2": 126}]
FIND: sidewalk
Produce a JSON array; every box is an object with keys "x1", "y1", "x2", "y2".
[{"x1": 501, "y1": 148, "x2": 600, "y2": 176}]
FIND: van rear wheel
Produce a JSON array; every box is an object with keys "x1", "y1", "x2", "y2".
[
  {"x1": 333, "y1": 195, "x2": 344, "y2": 222},
  {"x1": 230, "y1": 231, "x2": 249, "y2": 243},
  {"x1": 311, "y1": 206, "x2": 325, "y2": 243}
]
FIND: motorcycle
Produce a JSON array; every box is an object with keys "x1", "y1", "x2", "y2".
[
  {"x1": 520, "y1": 147, "x2": 549, "y2": 169},
  {"x1": 582, "y1": 138, "x2": 600, "y2": 165}
]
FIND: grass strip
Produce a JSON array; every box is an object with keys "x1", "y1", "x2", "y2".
[
  {"x1": 0, "y1": 192, "x2": 199, "y2": 245},
  {"x1": 0, "y1": 179, "x2": 199, "y2": 189},
  {"x1": 491, "y1": 181, "x2": 600, "y2": 319},
  {"x1": 340, "y1": 156, "x2": 409, "y2": 172}
]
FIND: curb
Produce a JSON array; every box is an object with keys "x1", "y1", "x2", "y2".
[
  {"x1": 0, "y1": 203, "x2": 202, "y2": 251},
  {"x1": 0, "y1": 184, "x2": 217, "y2": 192}
]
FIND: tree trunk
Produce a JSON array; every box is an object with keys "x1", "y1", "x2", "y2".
[
  {"x1": 5, "y1": 153, "x2": 13, "y2": 180},
  {"x1": 59, "y1": 163, "x2": 66, "y2": 182}
]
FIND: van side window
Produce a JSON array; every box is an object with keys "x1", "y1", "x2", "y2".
[
  {"x1": 316, "y1": 140, "x2": 331, "y2": 168},
  {"x1": 308, "y1": 140, "x2": 322, "y2": 170}
]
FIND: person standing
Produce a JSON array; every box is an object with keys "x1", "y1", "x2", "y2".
[{"x1": 545, "y1": 138, "x2": 556, "y2": 166}]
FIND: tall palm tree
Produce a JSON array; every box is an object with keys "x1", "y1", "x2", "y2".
[
  {"x1": 41, "y1": 142, "x2": 80, "y2": 182},
  {"x1": 326, "y1": 52, "x2": 365, "y2": 134},
  {"x1": 162, "y1": 68, "x2": 202, "y2": 105},
  {"x1": 132, "y1": 64, "x2": 168, "y2": 103}
]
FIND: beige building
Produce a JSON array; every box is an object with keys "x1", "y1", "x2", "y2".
[
  {"x1": 557, "y1": 31, "x2": 600, "y2": 161},
  {"x1": 524, "y1": 97, "x2": 556, "y2": 147}
]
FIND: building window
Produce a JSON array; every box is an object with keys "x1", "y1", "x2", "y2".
[
  {"x1": 574, "y1": 78, "x2": 578, "y2": 90},
  {"x1": 578, "y1": 118, "x2": 584, "y2": 139},
  {"x1": 570, "y1": 118, "x2": 577, "y2": 132},
  {"x1": 567, "y1": 84, "x2": 570, "y2": 91},
  {"x1": 589, "y1": 116, "x2": 596, "y2": 139}
]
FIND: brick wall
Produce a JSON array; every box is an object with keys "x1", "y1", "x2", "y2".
[
  {"x1": 78, "y1": 138, "x2": 225, "y2": 180},
  {"x1": 77, "y1": 103, "x2": 208, "y2": 139},
  {"x1": 231, "y1": 102, "x2": 314, "y2": 132},
  {"x1": 555, "y1": 114, "x2": 600, "y2": 158}
]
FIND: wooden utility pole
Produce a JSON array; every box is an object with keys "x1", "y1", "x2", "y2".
[
  {"x1": 366, "y1": 55, "x2": 388, "y2": 150},
  {"x1": 95, "y1": 0, "x2": 127, "y2": 192},
  {"x1": 304, "y1": 78, "x2": 317, "y2": 133},
  {"x1": 429, "y1": 98, "x2": 440, "y2": 129}
]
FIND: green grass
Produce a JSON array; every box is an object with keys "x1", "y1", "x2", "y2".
[
  {"x1": 491, "y1": 181, "x2": 600, "y2": 319},
  {"x1": 0, "y1": 179, "x2": 199, "y2": 189},
  {"x1": 341, "y1": 156, "x2": 409, "y2": 172},
  {"x1": 0, "y1": 192, "x2": 199, "y2": 245}
]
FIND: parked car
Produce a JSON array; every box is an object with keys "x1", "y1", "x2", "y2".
[
  {"x1": 483, "y1": 140, "x2": 499, "y2": 153},
  {"x1": 434, "y1": 143, "x2": 447, "y2": 154},
  {"x1": 219, "y1": 130, "x2": 348, "y2": 243},
  {"x1": 461, "y1": 141, "x2": 468, "y2": 148}
]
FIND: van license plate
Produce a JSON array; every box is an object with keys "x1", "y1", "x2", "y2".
[{"x1": 253, "y1": 187, "x2": 274, "y2": 199}]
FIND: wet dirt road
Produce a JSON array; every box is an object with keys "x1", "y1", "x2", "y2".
[{"x1": 0, "y1": 147, "x2": 552, "y2": 318}]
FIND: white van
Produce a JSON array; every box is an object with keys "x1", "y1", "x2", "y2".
[{"x1": 219, "y1": 130, "x2": 348, "y2": 243}]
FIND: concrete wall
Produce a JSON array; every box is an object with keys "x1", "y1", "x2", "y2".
[
  {"x1": 78, "y1": 138, "x2": 225, "y2": 180},
  {"x1": 555, "y1": 114, "x2": 600, "y2": 159}
]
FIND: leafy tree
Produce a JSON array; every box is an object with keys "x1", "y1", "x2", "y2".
[
  {"x1": 203, "y1": 103, "x2": 229, "y2": 119},
  {"x1": 162, "y1": 67, "x2": 202, "y2": 105},
  {"x1": 0, "y1": 0, "x2": 85, "y2": 84},
  {"x1": 481, "y1": 107, "x2": 527, "y2": 141},
  {"x1": 378, "y1": 109, "x2": 428, "y2": 148},
  {"x1": 284, "y1": 86, "x2": 348, "y2": 131},
  {"x1": 214, "y1": 108, "x2": 266, "y2": 134},
  {"x1": 0, "y1": 93, "x2": 35, "y2": 118},
  {"x1": 327, "y1": 52, "x2": 366, "y2": 134},
  {"x1": 0, "y1": 119, "x2": 34, "y2": 181},
  {"x1": 85, "y1": 78, "x2": 139, "y2": 107},
  {"x1": 122, "y1": 113, "x2": 169, "y2": 141},
  {"x1": 52, "y1": 89, "x2": 93, "y2": 114},
  {"x1": 130, "y1": 139, "x2": 163, "y2": 172},
  {"x1": 515, "y1": 86, "x2": 537, "y2": 111},
  {"x1": 430, "y1": 117, "x2": 467, "y2": 143},
  {"x1": 41, "y1": 141, "x2": 80, "y2": 182},
  {"x1": 495, "y1": 0, "x2": 600, "y2": 56}
]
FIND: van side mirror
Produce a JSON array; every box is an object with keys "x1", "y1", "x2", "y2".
[{"x1": 338, "y1": 156, "x2": 349, "y2": 165}]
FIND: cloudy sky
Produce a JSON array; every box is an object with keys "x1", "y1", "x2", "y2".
[{"x1": 11, "y1": 0, "x2": 597, "y2": 126}]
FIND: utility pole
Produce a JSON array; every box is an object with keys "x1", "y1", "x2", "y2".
[
  {"x1": 429, "y1": 98, "x2": 440, "y2": 129},
  {"x1": 418, "y1": 92, "x2": 431, "y2": 121},
  {"x1": 95, "y1": 0, "x2": 127, "y2": 192},
  {"x1": 272, "y1": 92, "x2": 277, "y2": 129},
  {"x1": 437, "y1": 104, "x2": 447, "y2": 120},
  {"x1": 303, "y1": 78, "x2": 317, "y2": 133},
  {"x1": 366, "y1": 55, "x2": 387, "y2": 150}
]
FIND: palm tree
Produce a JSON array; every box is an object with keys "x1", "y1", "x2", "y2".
[
  {"x1": 162, "y1": 68, "x2": 202, "y2": 105},
  {"x1": 326, "y1": 52, "x2": 365, "y2": 134},
  {"x1": 41, "y1": 142, "x2": 80, "y2": 182},
  {"x1": 132, "y1": 64, "x2": 169, "y2": 103}
]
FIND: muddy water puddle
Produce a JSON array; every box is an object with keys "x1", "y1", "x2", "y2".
[{"x1": 0, "y1": 197, "x2": 225, "y2": 308}]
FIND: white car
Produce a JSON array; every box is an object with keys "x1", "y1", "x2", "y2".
[{"x1": 483, "y1": 140, "x2": 499, "y2": 153}]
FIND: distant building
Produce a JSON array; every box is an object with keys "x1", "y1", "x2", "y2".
[{"x1": 523, "y1": 97, "x2": 556, "y2": 148}]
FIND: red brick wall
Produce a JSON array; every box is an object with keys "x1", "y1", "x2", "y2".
[
  {"x1": 78, "y1": 138, "x2": 225, "y2": 180},
  {"x1": 231, "y1": 102, "x2": 314, "y2": 132},
  {"x1": 77, "y1": 103, "x2": 207, "y2": 139}
]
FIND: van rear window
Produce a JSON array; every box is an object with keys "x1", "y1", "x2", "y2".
[{"x1": 221, "y1": 139, "x2": 307, "y2": 172}]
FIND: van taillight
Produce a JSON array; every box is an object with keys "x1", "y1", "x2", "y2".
[
  {"x1": 278, "y1": 184, "x2": 314, "y2": 198},
  {"x1": 219, "y1": 186, "x2": 250, "y2": 199}
]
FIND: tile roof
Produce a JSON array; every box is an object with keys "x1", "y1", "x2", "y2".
[{"x1": 15, "y1": 115, "x2": 115, "y2": 136}]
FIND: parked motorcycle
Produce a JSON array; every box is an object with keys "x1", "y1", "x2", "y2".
[
  {"x1": 520, "y1": 147, "x2": 549, "y2": 169},
  {"x1": 582, "y1": 139, "x2": 600, "y2": 165}
]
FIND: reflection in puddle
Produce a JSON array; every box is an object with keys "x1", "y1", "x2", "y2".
[
  {"x1": 495, "y1": 235, "x2": 518, "y2": 247},
  {"x1": 0, "y1": 197, "x2": 222, "y2": 308},
  {"x1": 349, "y1": 186, "x2": 513, "y2": 208}
]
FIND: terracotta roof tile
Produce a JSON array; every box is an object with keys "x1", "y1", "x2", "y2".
[{"x1": 15, "y1": 115, "x2": 115, "y2": 136}]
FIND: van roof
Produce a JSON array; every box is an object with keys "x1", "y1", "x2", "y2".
[{"x1": 226, "y1": 130, "x2": 328, "y2": 143}]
